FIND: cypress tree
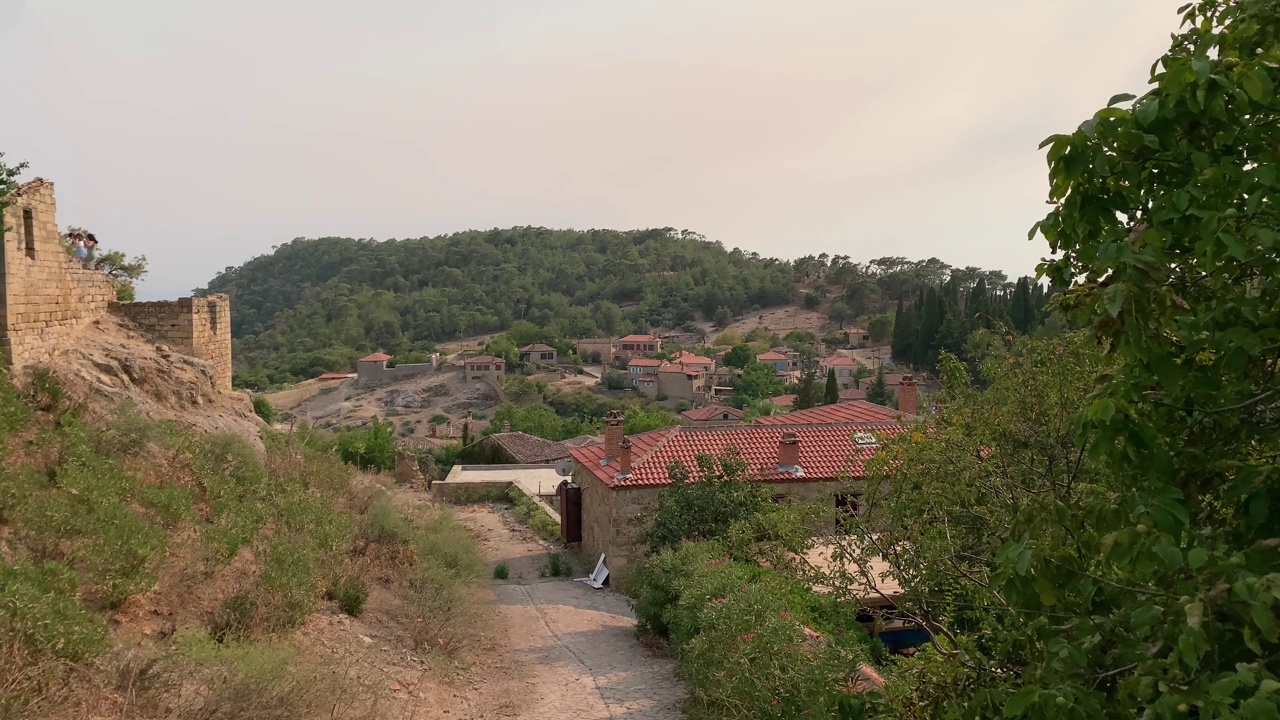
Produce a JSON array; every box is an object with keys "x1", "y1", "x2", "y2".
[
  {"x1": 892, "y1": 295, "x2": 920, "y2": 366},
  {"x1": 824, "y1": 368, "x2": 839, "y2": 405},
  {"x1": 1011, "y1": 277, "x2": 1035, "y2": 333}
]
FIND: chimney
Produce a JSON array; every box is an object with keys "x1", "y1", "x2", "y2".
[
  {"x1": 618, "y1": 437, "x2": 633, "y2": 475},
  {"x1": 501, "y1": 420, "x2": 511, "y2": 433},
  {"x1": 778, "y1": 431, "x2": 801, "y2": 470},
  {"x1": 898, "y1": 375, "x2": 918, "y2": 416},
  {"x1": 603, "y1": 410, "x2": 624, "y2": 463}
]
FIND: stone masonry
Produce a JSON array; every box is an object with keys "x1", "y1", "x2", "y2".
[{"x1": 1, "y1": 178, "x2": 233, "y2": 391}]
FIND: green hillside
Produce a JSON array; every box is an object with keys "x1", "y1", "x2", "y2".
[{"x1": 198, "y1": 227, "x2": 797, "y2": 387}]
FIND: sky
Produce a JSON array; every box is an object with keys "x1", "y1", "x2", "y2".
[{"x1": 1, "y1": 1, "x2": 1184, "y2": 300}]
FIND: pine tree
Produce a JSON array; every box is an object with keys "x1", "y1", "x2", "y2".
[
  {"x1": 969, "y1": 277, "x2": 989, "y2": 330},
  {"x1": 1010, "y1": 277, "x2": 1035, "y2": 333},
  {"x1": 865, "y1": 366, "x2": 893, "y2": 406},
  {"x1": 824, "y1": 368, "x2": 839, "y2": 405},
  {"x1": 793, "y1": 365, "x2": 821, "y2": 410},
  {"x1": 892, "y1": 296, "x2": 919, "y2": 367}
]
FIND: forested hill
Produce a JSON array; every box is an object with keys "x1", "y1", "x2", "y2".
[{"x1": 198, "y1": 227, "x2": 797, "y2": 386}]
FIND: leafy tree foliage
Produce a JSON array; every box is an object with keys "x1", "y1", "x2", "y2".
[
  {"x1": 0, "y1": 152, "x2": 29, "y2": 237},
  {"x1": 732, "y1": 362, "x2": 785, "y2": 407},
  {"x1": 864, "y1": 366, "x2": 893, "y2": 407},
  {"x1": 640, "y1": 450, "x2": 772, "y2": 553},
  {"x1": 792, "y1": 365, "x2": 822, "y2": 410},
  {"x1": 720, "y1": 343, "x2": 754, "y2": 369},
  {"x1": 199, "y1": 228, "x2": 797, "y2": 385}
]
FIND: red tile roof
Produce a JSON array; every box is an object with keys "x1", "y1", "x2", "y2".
[
  {"x1": 671, "y1": 350, "x2": 713, "y2": 364},
  {"x1": 620, "y1": 334, "x2": 660, "y2": 342},
  {"x1": 316, "y1": 372, "x2": 355, "y2": 381},
  {"x1": 466, "y1": 355, "x2": 504, "y2": 365},
  {"x1": 772, "y1": 394, "x2": 796, "y2": 408},
  {"x1": 839, "y1": 387, "x2": 868, "y2": 401},
  {"x1": 570, "y1": 423, "x2": 904, "y2": 488},
  {"x1": 628, "y1": 358, "x2": 663, "y2": 367},
  {"x1": 756, "y1": 351, "x2": 789, "y2": 361},
  {"x1": 756, "y1": 400, "x2": 912, "y2": 426},
  {"x1": 519, "y1": 343, "x2": 557, "y2": 353},
  {"x1": 358, "y1": 352, "x2": 393, "y2": 363},
  {"x1": 822, "y1": 355, "x2": 860, "y2": 367},
  {"x1": 659, "y1": 362, "x2": 703, "y2": 375},
  {"x1": 681, "y1": 404, "x2": 744, "y2": 422}
]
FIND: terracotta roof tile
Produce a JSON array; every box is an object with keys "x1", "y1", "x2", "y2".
[
  {"x1": 839, "y1": 387, "x2": 868, "y2": 401},
  {"x1": 627, "y1": 358, "x2": 663, "y2": 367},
  {"x1": 358, "y1": 352, "x2": 393, "y2": 362},
  {"x1": 670, "y1": 350, "x2": 714, "y2": 364},
  {"x1": 466, "y1": 355, "x2": 504, "y2": 364},
  {"x1": 772, "y1": 394, "x2": 796, "y2": 408},
  {"x1": 681, "y1": 404, "x2": 744, "y2": 422},
  {"x1": 316, "y1": 372, "x2": 355, "y2": 381},
  {"x1": 487, "y1": 432, "x2": 571, "y2": 463},
  {"x1": 569, "y1": 422, "x2": 905, "y2": 488},
  {"x1": 756, "y1": 400, "x2": 912, "y2": 425},
  {"x1": 620, "y1": 334, "x2": 660, "y2": 342},
  {"x1": 756, "y1": 351, "x2": 789, "y2": 361},
  {"x1": 519, "y1": 343, "x2": 557, "y2": 353},
  {"x1": 821, "y1": 355, "x2": 860, "y2": 367}
]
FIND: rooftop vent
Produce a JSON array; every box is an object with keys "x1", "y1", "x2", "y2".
[{"x1": 853, "y1": 432, "x2": 879, "y2": 447}]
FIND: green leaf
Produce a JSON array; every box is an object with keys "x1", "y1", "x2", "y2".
[
  {"x1": 1261, "y1": 679, "x2": 1280, "y2": 695},
  {"x1": 1131, "y1": 604, "x2": 1163, "y2": 632},
  {"x1": 1088, "y1": 398, "x2": 1117, "y2": 423},
  {"x1": 1244, "y1": 67, "x2": 1274, "y2": 103},
  {"x1": 1104, "y1": 283, "x2": 1126, "y2": 317},
  {"x1": 1154, "y1": 539, "x2": 1183, "y2": 569},
  {"x1": 1135, "y1": 97, "x2": 1160, "y2": 126},
  {"x1": 1188, "y1": 547, "x2": 1210, "y2": 569},
  {"x1": 1192, "y1": 58, "x2": 1211, "y2": 83},
  {"x1": 1004, "y1": 687, "x2": 1039, "y2": 717},
  {"x1": 1253, "y1": 601, "x2": 1278, "y2": 641},
  {"x1": 1108, "y1": 92, "x2": 1137, "y2": 107}
]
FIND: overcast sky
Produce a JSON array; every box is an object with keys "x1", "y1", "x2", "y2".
[{"x1": 1, "y1": 1, "x2": 1182, "y2": 300}]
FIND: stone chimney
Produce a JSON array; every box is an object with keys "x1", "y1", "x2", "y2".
[
  {"x1": 778, "y1": 431, "x2": 801, "y2": 470},
  {"x1": 501, "y1": 420, "x2": 511, "y2": 433},
  {"x1": 898, "y1": 375, "x2": 918, "y2": 416},
  {"x1": 603, "y1": 410, "x2": 624, "y2": 463},
  {"x1": 618, "y1": 437, "x2": 633, "y2": 476}
]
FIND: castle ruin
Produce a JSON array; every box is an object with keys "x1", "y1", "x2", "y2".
[{"x1": 0, "y1": 178, "x2": 233, "y2": 390}]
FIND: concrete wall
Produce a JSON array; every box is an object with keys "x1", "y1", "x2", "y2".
[
  {"x1": 110, "y1": 295, "x2": 233, "y2": 391},
  {"x1": 0, "y1": 180, "x2": 118, "y2": 367}
]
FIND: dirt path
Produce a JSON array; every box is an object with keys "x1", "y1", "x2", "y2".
[{"x1": 455, "y1": 504, "x2": 687, "y2": 720}]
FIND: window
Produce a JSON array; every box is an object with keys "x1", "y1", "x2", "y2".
[
  {"x1": 541, "y1": 352, "x2": 554, "y2": 360},
  {"x1": 22, "y1": 208, "x2": 35, "y2": 259},
  {"x1": 721, "y1": 412, "x2": 730, "y2": 420}
]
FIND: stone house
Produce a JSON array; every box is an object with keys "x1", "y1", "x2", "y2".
[
  {"x1": 519, "y1": 343, "x2": 558, "y2": 364},
  {"x1": 463, "y1": 354, "x2": 505, "y2": 381},
  {"x1": 680, "y1": 403, "x2": 743, "y2": 426},
  {"x1": 626, "y1": 357, "x2": 661, "y2": 386},
  {"x1": 756, "y1": 350, "x2": 790, "y2": 372},
  {"x1": 847, "y1": 328, "x2": 873, "y2": 348},
  {"x1": 355, "y1": 351, "x2": 437, "y2": 386},
  {"x1": 458, "y1": 431, "x2": 572, "y2": 465},
  {"x1": 567, "y1": 412, "x2": 909, "y2": 572},
  {"x1": 654, "y1": 362, "x2": 710, "y2": 402},
  {"x1": 575, "y1": 338, "x2": 615, "y2": 363},
  {"x1": 617, "y1": 333, "x2": 661, "y2": 358},
  {"x1": 669, "y1": 349, "x2": 714, "y2": 373}
]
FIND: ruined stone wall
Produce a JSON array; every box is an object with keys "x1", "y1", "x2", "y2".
[
  {"x1": 0, "y1": 180, "x2": 118, "y2": 368},
  {"x1": 110, "y1": 295, "x2": 232, "y2": 391}
]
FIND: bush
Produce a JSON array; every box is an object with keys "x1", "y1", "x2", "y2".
[
  {"x1": 493, "y1": 563, "x2": 510, "y2": 580},
  {"x1": 399, "y1": 509, "x2": 487, "y2": 657},
  {"x1": 0, "y1": 562, "x2": 109, "y2": 664},
  {"x1": 333, "y1": 419, "x2": 396, "y2": 472},
  {"x1": 541, "y1": 552, "x2": 572, "y2": 578},
  {"x1": 329, "y1": 576, "x2": 368, "y2": 617},
  {"x1": 507, "y1": 487, "x2": 561, "y2": 543},
  {"x1": 359, "y1": 497, "x2": 414, "y2": 547},
  {"x1": 252, "y1": 395, "x2": 276, "y2": 424}
]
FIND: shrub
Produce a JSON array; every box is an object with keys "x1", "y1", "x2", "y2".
[
  {"x1": 507, "y1": 487, "x2": 561, "y2": 544},
  {"x1": 252, "y1": 395, "x2": 276, "y2": 424},
  {"x1": 429, "y1": 414, "x2": 450, "y2": 425},
  {"x1": 0, "y1": 562, "x2": 109, "y2": 664},
  {"x1": 333, "y1": 419, "x2": 396, "y2": 472},
  {"x1": 542, "y1": 552, "x2": 571, "y2": 578},
  {"x1": 358, "y1": 497, "x2": 414, "y2": 546},
  {"x1": 329, "y1": 576, "x2": 368, "y2": 617},
  {"x1": 493, "y1": 563, "x2": 510, "y2": 580}
]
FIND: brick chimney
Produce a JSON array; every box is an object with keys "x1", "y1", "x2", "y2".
[
  {"x1": 618, "y1": 436, "x2": 633, "y2": 476},
  {"x1": 778, "y1": 431, "x2": 801, "y2": 470},
  {"x1": 898, "y1": 374, "x2": 918, "y2": 416},
  {"x1": 603, "y1": 410, "x2": 624, "y2": 463}
]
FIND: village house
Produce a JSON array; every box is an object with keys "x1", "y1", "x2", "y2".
[
  {"x1": 575, "y1": 338, "x2": 615, "y2": 364},
  {"x1": 463, "y1": 354, "x2": 505, "y2": 381},
  {"x1": 567, "y1": 411, "x2": 910, "y2": 572},
  {"x1": 458, "y1": 430, "x2": 574, "y2": 465},
  {"x1": 820, "y1": 355, "x2": 863, "y2": 390},
  {"x1": 769, "y1": 346, "x2": 804, "y2": 372},
  {"x1": 626, "y1": 357, "x2": 662, "y2": 394},
  {"x1": 617, "y1": 333, "x2": 662, "y2": 358},
  {"x1": 680, "y1": 403, "x2": 744, "y2": 426},
  {"x1": 519, "y1": 343, "x2": 558, "y2": 364},
  {"x1": 755, "y1": 396, "x2": 916, "y2": 425},
  {"x1": 668, "y1": 349, "x2": 715, "y2": 373},
  {"x1": 653, "y1": 362, "x2": 711, "y2": 402},
  {"x1": 846, "y1": 328, "x2": 873, "y2": 348},
  {"x1": 756, "y1": 350, "x2": 790, "y2": 372}
]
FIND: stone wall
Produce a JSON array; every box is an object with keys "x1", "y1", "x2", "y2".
[
  {"x1": 356, "y1": 360, "x2": 436, "y2": 386},
  {"x1": 1, "y1": 179, "x2": 234, "y2": 391},
  {"x1": 110, "y1": 295, "x2": 233, "y2": 391},
  {"x1": 0, "y1": 180, "x2": 118, "y2": 367}
]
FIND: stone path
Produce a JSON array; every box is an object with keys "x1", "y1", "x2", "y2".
[
  {"x1": 492, "y1": 581, "x2": 685, "y2": 719},
  {"x1": 456, "y1": 505, "x2": 687, "y2": 719}
]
